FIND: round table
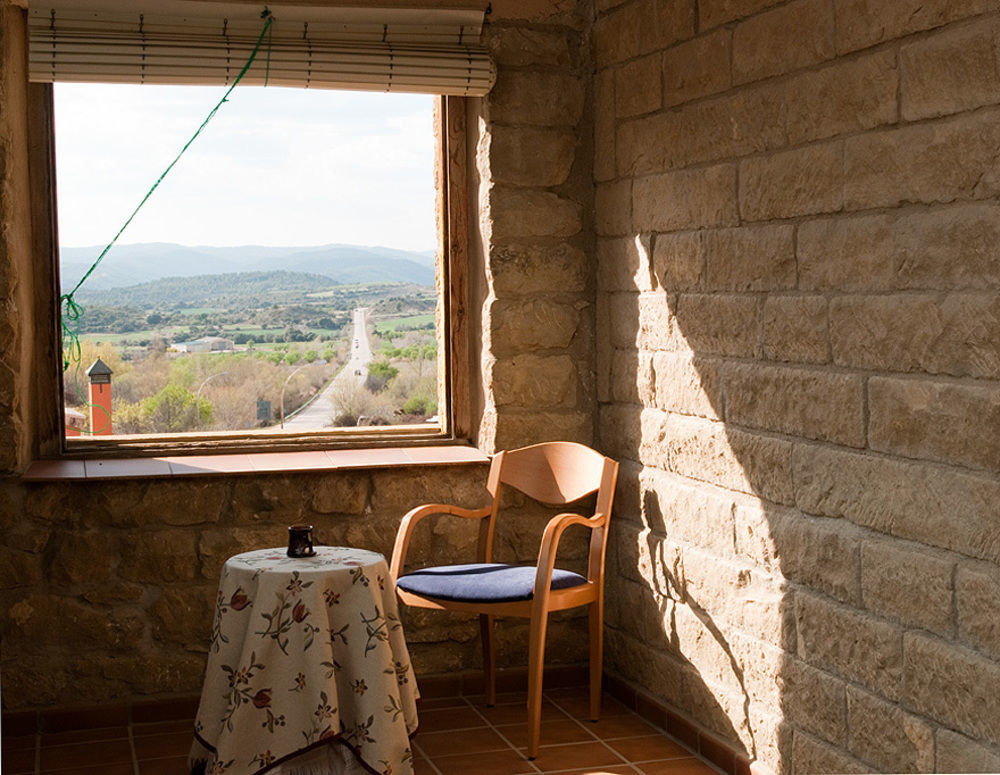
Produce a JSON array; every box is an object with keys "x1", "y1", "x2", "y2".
[{"x1": 189, "y1": 546, "x2": 419, "y2": 775}]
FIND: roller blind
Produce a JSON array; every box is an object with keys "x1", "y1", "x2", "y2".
[{"x1": 27, "y1": 1, "x2": 495, "y2": 95}]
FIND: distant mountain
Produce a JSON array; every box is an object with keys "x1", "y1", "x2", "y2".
[
  {"x1": 75, "y1": 270, "x2": 339, "y2": 308},
  {"x1": 61, "y1": 242, "x2": 435, "y2": 290}
]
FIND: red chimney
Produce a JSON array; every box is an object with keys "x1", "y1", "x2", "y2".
[{"x1": 86, "y1": 358, "x2": 113, "y2": 435}]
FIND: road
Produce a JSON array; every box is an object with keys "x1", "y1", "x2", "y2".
[{"x1": 281, "y1": 307, "x2": 371, "y2": 429}]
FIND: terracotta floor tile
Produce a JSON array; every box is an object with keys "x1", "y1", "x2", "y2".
[
  {"x1": 41, "y1": 726, "x2": 128, "y2": 746},
  {"x1": 495, "y1": 719, "x2": 596, "y2": 748},
  {"x1": 476, "y1": 700, "x2": 569, "y2": 726},
  {"x1": 412, "y1": 754, "x2": 438, "y2": 775},
  {"x1": 584, "y1": 714, "x2": 659, "y2": 740},
  {"x1": 134, "y1": 731, "x2": 194, "y2": 760},
  {"x1": 608, "y1": 736, "x2": 692, "y2": 763},
  {"x1": 418, "y1": 706, "x2": 488, "y2": 732},
  {"x1": 417, "y1": 726, "x2": 510, "y2": 757},
  {"x1": 139, "y1": 755, "x2": 190, "y2": 774},
  {"x1": 2, "y1": 734, "x2": 37, "y2": 751},
  {"x1": 553, "y1": 695, "x2": 632, "y2": 719},
  {"x1": 41, "y1": 761, "x2": 134, "y2": 775},
  {"x1": 526, "y1": 741, "x2": 626, "y2": 772},
  {"x1": 1, "y1": 746, "x2": 35, "y2": 774},
  {"x1": 132, "y1": 720, "x2": 194, "y2": 737},
  {"x1": 551, "y1": 767, "x2": 637, "y2": 775},
  {"x1": 416, "y1": 696, "x2": 467, "y2": 710},
  {"x1": 636, "y1": 758, "x2": 717, "y2": 775},
  {"x1": 40, "y1": 739, "x2": 133, "y2": 770},
  {"x1": 430, "y1": 748, "x2": 537, "y2": 775}
]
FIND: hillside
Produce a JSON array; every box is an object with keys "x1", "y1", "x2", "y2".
[
  {"x1": 61, "y1": 242, "x2": 435, "y2": 291},
  {"x1": 74, "y1": 270, "x2": 338, "y2": 308}
]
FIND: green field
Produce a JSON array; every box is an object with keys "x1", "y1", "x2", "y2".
[{"x1": 375, "y1": 314, "x2": 435, "y2": 334}]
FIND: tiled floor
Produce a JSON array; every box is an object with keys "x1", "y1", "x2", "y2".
[{"x1": 2, "y1": 687, "x2": 719, "y2": 775}]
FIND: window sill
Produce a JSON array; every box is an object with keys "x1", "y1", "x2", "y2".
[{"x1": 22, "y1": 444, "x2": 489, "y2": 482}]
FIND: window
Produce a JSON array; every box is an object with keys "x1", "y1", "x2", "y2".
[{"x1": 24, "y1": 1, "x2": 490, "y2": 456}]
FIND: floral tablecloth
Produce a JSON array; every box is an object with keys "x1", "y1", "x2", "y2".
[{"x1": 189, "y1": 547, "x2": 419, "y2": 775}]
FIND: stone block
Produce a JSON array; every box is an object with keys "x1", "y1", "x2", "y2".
[
  {"x1": 615, "y1": 53, "x2": 662, "y2": 118},
  {"x1": 772, "y1": 513, "x2": 861, "y2": 603},
  {"x1": 368, "y1": 468, "x2": 489, "y2": 514},
  {"x1": 792, "y1": 730, "x2": 869, "y2": 774},
  {"x1": 599, "y1": 237, "x2": 651, "y2": 293},
  {"x1": 489, "y1": 188, "x2": 582, "y2": 239},
  {"x1": 847, "y1": 685, "x2": 934, "y2": 772},
  {"x1": 844, "y1": 109, "x2": 1000, "y2": 211},
  {"x1": 638, "y1": 0, "x2": 697, "y2": 54},
  {"x1": 50, "y1": 531, "x2": 115, "y2": 585},
  {"x1": 606, "y1": 291, "x2": 639, "y2": 349},
  {"x1": 674, "y1": 293, "x2": 760, "y2": 358},
  {"x1": 664, "y1": 415, "x2": 794, "y2": 505},
  {"x1": 662, "y1": 28, "x2": 732, "y2": 107},
  {"x1": 739, "y1": 141, "x2": 843, "y2": 222},
  {"x1": 733, "y1": 0, "x2": 835, "y2": 83},
  {"x1": 796, "y1": 592, "x2": 903, "y2": 701},
  {"x1": 610, "y1": 348, "x2": 643, "y2": 404},
  {"x1": 652, "y1": 230, "x2": 705, "y2": 291},
  {"x1": 937, "y1": 729, "x2": 1000, "y2": 773},
  {"x1": 724, "y1": 362, "x2": 865, "y2": 447},
  {"x1": 901, "y1": 21, "x2": 1000, "y2": 121},
  {"x1": 729, "y1": 631, "x2": 784, "y2": 708},
  {"x1": 599, "y1": 403, "x2": 643, "y2": 464},
  {"x1": 832, "y1": 293, "x2": 1000, "y2": 379},
  {"x1": 868, "y1": 376, "x2": 1000, "y2": 474},
  {"x1": 699, "y1": 0, "x2": 784, "y2": 29},
  {"x1": 652, "y1": 351, "x2": 723, "y2": 419},
  {"x1": 861, "y1": 540, "x2": 954, "y2": 636},
  {"x1": 596, "y1": 180, "x2": 633, "y2": 237},
  {"x1": 119, "y1": 529, "x2": 198, "y2": 583},
  {"x1": 487, "y1": 26, "x2": 572, "y2": 68},
  {"x1": 0, "y1": 549, "x2": 42, "y2": 589},
  {"x1": 780, "y1": 659, "x2": 847, "y2": 744},
  {"x1": 487, "y1": 70, "x2": 584, "y2": 127},
  {"x1": 637, "y1": 291, "x2": 682, "y2": 351},
  {"x1": 957, "y1": 562, "x2": 1000, "y2": 661},
  {"x1": 593, "y1": 2, "x2": 642, "y2": 68},
  {"x1": 703, "y1": 224, "x2": 796, "y2": 292},
  {"x1": 671, "y1": 603, "x2": 745, "y2": 697},
  {"x1": 834, "y1": 0, "x2": 995, "y2": 54},
  {"x1": 309, "y1": 473, "x2": 369, "y2": 515},
  {"x1": 798, "y1": 203, "x2": 1000, "y2": 291},
  {"x1": 640, "y1": 467, "x2": 736, "y2": 556},
  {"x1": 492, "y1": 242, "x2": 588, "y2": 295},
  {"x1": 3, "y1": 593, "x2": 144, "y2": 651},
  {"x1": 197, "y1": 526, "x2": 279, "y2": 580},
  {"x1": 793, "y1": 443, "x2": 1000, "y2": 563},
  {"x1": 633, "y1": 163, "x2": 738, "y2": 232},
  {"x1": 904, "y1": 632, "x2": 1000, "y2": 746},
  {"x1": 151, "y1": 585, "x2": 216, "y2": 647},
  {"x1": 490, "y1": 299, "x2": 581, "y2": 354},
  {"x1": 492, "y1": 410, "x2": 594, "y2": 451},
  {"x1": 762, "y1": 295, "x2": 829, "y2": 364},
  {"x1": 595, "y1": 69, "x2": 616, "y2": 182},
  {"x1": 490, "y1": 126, "x2": 576, "y2": 187},
  {"x1": 639, "y1": 407, "x2": 671, "y2": 471},
  {"x1": 492, "y1": 354, "x2": 577, "y2": 408}
]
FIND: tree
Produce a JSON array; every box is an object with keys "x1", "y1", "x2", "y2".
[
  {"x1": 140, "y1": 384, "x2": 211, "y2": 432},
  {"x1": 304, "y1": 350, "x2": 317, "y2": 363},
  {"x1": 285, "y1": 351, "x2": 301, "y2": 365}
]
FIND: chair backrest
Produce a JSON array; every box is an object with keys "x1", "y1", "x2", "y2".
[{"x1": 488, "y1": 441, "x2": 613, "y2": 508}]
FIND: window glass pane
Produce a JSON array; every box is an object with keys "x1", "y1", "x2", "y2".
[{"x1": 55, "y1": 84, "x2": 440, "y2": 439}]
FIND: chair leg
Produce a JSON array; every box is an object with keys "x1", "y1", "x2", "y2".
[
  {"x1": 527, "y1": 609, "x2": 549, "y2": 759},
  {"x1": 480, "y1": 614, "x2": 496, "y2": 706},
  {"x1": 589, "y1": 599, "x2": 603, "y2": 721}
]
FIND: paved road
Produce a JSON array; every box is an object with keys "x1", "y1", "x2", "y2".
[{"x1": 281, "y1": 307, "x2": 371, "y2": 429}]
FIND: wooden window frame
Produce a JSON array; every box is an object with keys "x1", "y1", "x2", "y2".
[{"x1": 27, "y1": 86, "x2": 474, "y2": 460}]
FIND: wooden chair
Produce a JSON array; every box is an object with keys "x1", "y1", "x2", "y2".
[{"x1": 389, "y1": 441, "x2": 619, "y2": 758}]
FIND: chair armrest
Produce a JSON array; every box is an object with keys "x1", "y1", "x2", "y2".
[
  {"x1": 389, "y1": 503, "x2": 491, "y2": 581},
  {"x1": 531, "y1": 512, "x2": 607, "y2": 603}
]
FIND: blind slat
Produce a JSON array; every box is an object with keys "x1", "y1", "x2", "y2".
[{"x1": 28, "y1": 3, "x2": 495, "y2": 96}]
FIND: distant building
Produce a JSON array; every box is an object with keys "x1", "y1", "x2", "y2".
[{"x1": 172, "y1": 336, "x2": 235, "y2": 353}]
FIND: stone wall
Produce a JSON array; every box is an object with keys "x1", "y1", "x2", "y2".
[
  {"x1": 0, "y1": 1, "x2": 597, "y2": 711},
  {"x1": 594, "y1": 1, "x2": 1000, "y2": 773}
]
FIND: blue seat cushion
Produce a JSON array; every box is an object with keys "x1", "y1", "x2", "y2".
[{"x1": 396, "y1": 563, "x2": 588, "y2": 604}]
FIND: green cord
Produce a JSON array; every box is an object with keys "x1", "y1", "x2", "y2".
[{"x1": 61, "y1": 7, "x2": 274, "y2": 433}]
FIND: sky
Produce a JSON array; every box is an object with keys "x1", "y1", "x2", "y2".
[{"x1": 54, "y1": 83, "x2": 437, "y2": 252}]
